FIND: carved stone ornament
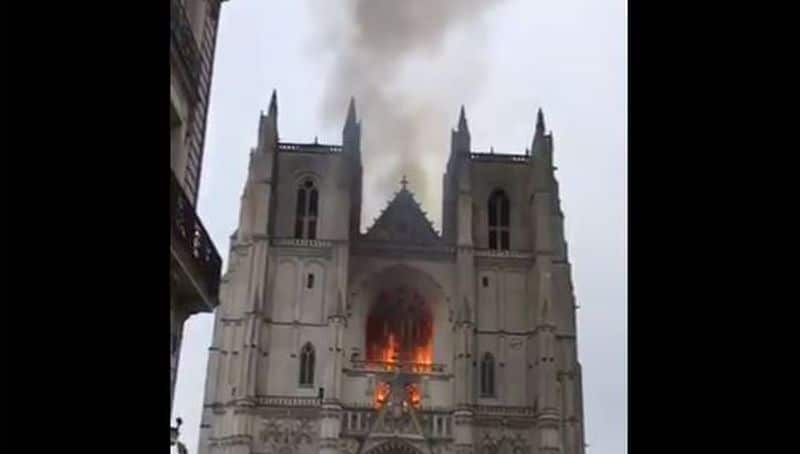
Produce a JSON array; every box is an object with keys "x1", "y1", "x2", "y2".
[
  {"x1": 258, "y1": 417, "x2": 316, "y2": 450},
  {"x1": 338, "y1": 437, "x2": 361, "y2": 454}
]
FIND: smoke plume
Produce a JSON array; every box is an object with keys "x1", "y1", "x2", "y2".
[{"x1": 309, "y1": 0, "x2": 505, "y2": 232}]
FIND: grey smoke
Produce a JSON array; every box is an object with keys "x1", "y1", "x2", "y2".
[{"x1": 309, "y1": 0, "x2": 506, "y2": 231}]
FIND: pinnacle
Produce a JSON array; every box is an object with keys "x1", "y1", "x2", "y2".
[
  {"x1": 458, "y1": 105, "x2": 469, "y2": 132},
  {"x1": 346, "y1": 97, "x2": 357, "y2": 124},
  {"x1": 269, "y1": 89, "x2": 278, "y2": 115},
  {"x1": 536, "y1": 107, "x2": 545, "y2": 134}
]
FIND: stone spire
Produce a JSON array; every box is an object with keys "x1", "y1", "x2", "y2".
[
  {"x1": 268, "y1": 89, "x2": 278, "y2": 116},
  {"x1": 345, "y1": 97, "x2": 357, "y2": 127},
  {"x1": 531, "y1": 107, "x2": 552, "y2": 161},
  {"x1": 536, "y1": 107, "x2": 545, "y2": 137},
  {"x1": 450, "y1": 105, "x2": 471, "y2": 157},
  {"x1": 458, "y1": 104, "x2": 469, "y2": 134},
  {"x1": 342, "y1": 96, "x2": 363, "y2": 238},
  {"x1": 343, "y1": 96, "x2": 361, "y2": 151}
]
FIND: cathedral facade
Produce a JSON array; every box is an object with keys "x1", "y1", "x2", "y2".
[{"x1": 198, "y1": 92, "x2": 586, "y2": 454}]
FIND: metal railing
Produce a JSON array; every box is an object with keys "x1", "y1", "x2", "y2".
[{"x1": 171, "y1": 170, "x2": 222, "y2": 298}]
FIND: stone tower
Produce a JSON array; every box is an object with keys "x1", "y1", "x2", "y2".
[{"x1": 198, "y1": 95, "x2": 586, "y2": 454}]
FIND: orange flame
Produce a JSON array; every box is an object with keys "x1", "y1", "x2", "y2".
[
  {"x1": 414, "y1": 342, "x2": 432, "y2": 365},
  {"x1": 381, "y1": 333, "x2": 399, "y2": 369},
  {"x1": 406, "y1": 383, "x2": 422, "y2": 408},
  {"x1": 374, "y1": 381, "x2": 391, "y2": 408}
]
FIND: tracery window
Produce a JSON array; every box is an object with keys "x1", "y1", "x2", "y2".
[
  {"x1": 488, "y1": 190, "x2": 510, "y2": 250},
  {"x1": 295, "y1": 179, "x2": 319, "y2": 239},
  {"x1": 480, "y1": 352, "x2": 496, "y2": 397},
  {"x1": 299, "y1": 343, "x2": 315, "y2": 387}
]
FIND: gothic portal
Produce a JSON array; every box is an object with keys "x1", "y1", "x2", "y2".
[{"x1": 198, "y1": 93, "x2": 586, "y2": 454}]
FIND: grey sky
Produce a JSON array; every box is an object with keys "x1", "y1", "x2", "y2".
[{"x1": 173, "y1": 1, "x2": 627, "y2": 453}]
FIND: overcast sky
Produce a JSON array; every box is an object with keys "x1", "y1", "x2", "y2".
[{"x1": 174, "y1": 1, "x2": 626, "y2": 453}]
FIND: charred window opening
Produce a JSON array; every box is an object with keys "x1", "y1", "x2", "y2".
[
  {"x1": 480, "y1": 352, "x2": 496, "y2": 397},
  {"x1": 295, "y1": 179, "x2": 318, "y2": 239},
  {"x1": 488, "y1": 190, "x2": 510, "y2": 250}
]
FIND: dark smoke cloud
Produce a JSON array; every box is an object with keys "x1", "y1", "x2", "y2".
[{"x1": 309, "y1": 0, "x2": 505, "y2": 231}]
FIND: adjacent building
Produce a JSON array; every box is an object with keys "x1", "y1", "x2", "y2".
[{"x1": 170, "y1": 0, "x2": 230, "y2": 435}]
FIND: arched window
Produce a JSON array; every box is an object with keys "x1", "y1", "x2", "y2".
[
  {"x1": 480, "y1": 352, "x2": 496, "y2": 397},
  {"x1": 488, "y1": 190, "x2": 510, "y2": 250},
  {"x1": 299, "y1": 343, "x2": 315, "y2": 387},
  {"x1": 294, "y1": 179, "x2": 319, "y2": 239}
]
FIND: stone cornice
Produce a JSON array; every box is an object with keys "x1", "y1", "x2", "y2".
[
  {"x1": 351, "y1": 241, "x2": 456, "y2": 262},
  {"x1": 473, "y1": 249, "x2": 535, "y2": 260},
  {"x1": 264, "y1": 319, "x2": 329, "y2": 328},
  {"x1": 474, "y1": 329, "x2": 576, "y2": 339},
  {"x1": 271, "y1": 238, "x2": 335, "y2": 248},
  {"x1": 341, "y1": 402, "x2": 454, "y2": 413},
  {"x1": 468, "y1": 404, "x2": 535, "y2": 417},
  {"x1": 208, "y1": 434, "x2": 252, "y2": 447},
  {"x1": 270, "y1": 238, "x2": 335, "y2": 258}
]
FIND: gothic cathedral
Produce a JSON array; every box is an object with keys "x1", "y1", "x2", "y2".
[{"x1": 198, "y1": 92, "x2": 586, "y2": 454}]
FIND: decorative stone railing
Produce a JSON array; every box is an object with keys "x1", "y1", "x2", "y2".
[
  {"x1": 469, "y1": 152, "x2": 530, "y2": 163},
  {"x1": 270, "y1": 238, "x2": 333, "y2": 249},
  {"x1": 278, "y1": 142, "x2": 343, "y2": 153},
  {"x1": 255, "y1": 395, "x2": 322, "y2": 408},
  {"x1": 350, "y1": 360, "x2": 446, "y2": 375},
  {"x1": 340, "y1": 408, "x2": 453, "y2": 439},
  {"x1": 351, "y1": 241, "x2": 455, "y2": 259},
  {"x1": 467, "y1": 404, "x2": 536, "y2": 417},
  {"x1": 340, "y1": 409, "x2": 375, "y2": 434},
  {"x1": 473, "y1": 249, "x2": 535, "y2": 260}
]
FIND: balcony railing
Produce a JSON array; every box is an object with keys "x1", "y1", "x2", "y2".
[
  {"x1": 170, "y1": 0, "x2": 201, "y2": 99},
  {"x1": 469, "y1": 152, "x2": 530, "y2": 163},
  {"x1": 171, "y1": 171, "x2": 222, "y2": 299},
  {"x1": 277, "y1": 142, "x2": 343, "y2": 153},
  {"x1": 350, "y1": 359, "x2": 446, "y2": 375}
]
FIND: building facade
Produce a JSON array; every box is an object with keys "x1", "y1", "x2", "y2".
[
  {"x1": 170, "y1": 0, "x2": 229, "y2": 421},
  {"x1": 198, "y1": 94, "x2": 586, "y2": 454}
]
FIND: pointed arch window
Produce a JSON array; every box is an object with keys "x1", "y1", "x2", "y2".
[
  {"x1": 299, "y1": 343, "x2": 315, "y2": 387},
  {"x1": 295, "y1": 179, "x2": 319, "y2": 239},
  {"x1": 488, "y1": 190, "x2": 510, "y2": 250},
  {"x1": 480, "y1": 352, "x2": 496, "y2": 397}
]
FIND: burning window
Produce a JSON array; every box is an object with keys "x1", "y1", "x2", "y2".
[
  {"x1": 373, "y1": 381, "x2": 391, "y2": 408},
  {"x1": 405, "y1": 383, "x2": 421, "y2": 408},
  {"x1": 365, "y1": 288, "x2": 433, "y2": 368}
]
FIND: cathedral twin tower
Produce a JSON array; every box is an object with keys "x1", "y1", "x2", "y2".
[{"x1": 198, "y1": 92, "x2": 586, "y2": 454}]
